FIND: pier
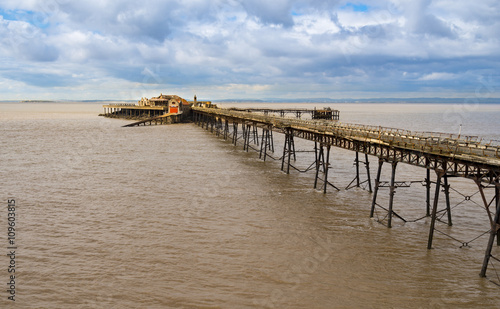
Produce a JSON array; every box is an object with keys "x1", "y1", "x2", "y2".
[
  {"x1": 121, "y1": 113, "x2": 182, "y2": 127},
  {"x1": 101, "y1": 94, "x2": 211, "y2": 125},
  {"x1": 227, "y1": 107, "x2": 340, "y2": 120},
  {"x1": 191, "y1": 105, "x2": 500, "y2": 280}
]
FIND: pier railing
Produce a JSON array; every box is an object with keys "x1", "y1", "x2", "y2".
[
  {"x1": 106, "y1": 103, "x2": 137, "y2": 106},
  {"x1": 193, "y1": 107, "x2": 500, "y2": 161}
]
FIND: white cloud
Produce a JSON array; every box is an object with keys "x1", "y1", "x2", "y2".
[
  {"x1": 419, "y1": 72, "x2": 458, "y2": 81},
  {"x1": 0, "y1": 0, "x2": 498, "y2": 100}
]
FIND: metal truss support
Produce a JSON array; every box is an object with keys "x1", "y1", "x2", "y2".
[
  {"x1": 252, "y1": 124, "x2": 259, "y2": 146},
  {"x1": 215, "y1": 118, "x2": 223, "y2": 137},
  {"x1": 476, "y1": 179, "x2": 500, "y2": 245},
  {"x1": 480, "y1": 182, "x2": 500, "y2": 277},
  {"x1": 200, "y1": 114, "x2": 205, "y2": 129},
  {"x1": 210, "y1": 116, "x2": 215, "y2": 132},
  {"x1": 243, "y1": 123, "x2": 251, "y2": 152},
  {"x1": 313, "y1": 143, "x2": 339, "y2": 193},
  {"x1": 281, "y1": 128, "x2": 296, "y2": 174},
  {"x1": 205, "y1": 115, "x2": 209, "y2": 130},
  {"x1": 346, "y1": 152, "x2": 372, "y2": 192},
  {"x1": 423, "y1": 166, "x2": 451, "y2": 224},
  {"x1": 259, "y1": 126, "x2": 274, "y2": 161},
  {"x1": 370, "y1": 160, "x2": 408, "y2": 228}
]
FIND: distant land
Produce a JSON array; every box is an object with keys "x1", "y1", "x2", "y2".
[
  {"x1": 3, "y1": 97, "x2": 500, "y2": 104},
  {"x1": 19, "y1": 100, "x2": 56, "y2": 103}
]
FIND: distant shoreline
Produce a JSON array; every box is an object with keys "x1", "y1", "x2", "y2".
[
  {"x1": 19, "y1": 100, "x2": 56, "y2": 103},
  {"x1": 1, "y1": 98, "x2": 499, "y2": 104}
]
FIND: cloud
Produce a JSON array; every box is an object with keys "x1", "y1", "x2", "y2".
[
  {"x1": 238, "y1": 0, "x2": 294, "y2": 26},
  {"x1": 0, "y1": 0, "x2": 498, "y2": 100},
  {"x1": 419, "y1": 72, "x2": 458, "y2": 81}
]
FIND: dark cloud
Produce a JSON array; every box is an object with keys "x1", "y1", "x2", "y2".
[
  {"x1": 7, "y1": 71, "x2": 73, "y2": 87},
  {"x1": 238, "y1": 0, "x2": 294, "y2": 26},
  {"x1": 414, "y1": 13, "x2": 457, "y2": 38}
]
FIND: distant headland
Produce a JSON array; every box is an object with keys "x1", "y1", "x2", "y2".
[{"x1": 19, "y1": 100, "x2": 56, "y2": 103}]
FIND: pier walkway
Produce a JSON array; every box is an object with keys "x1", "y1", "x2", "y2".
[
  {"x1": 227, "y1": 107, "x2": 340, "y2": 120},
  {"x1": 192, "y1": 106, "x2": 500, "y2": 280},
  {"x1": 122, "y1": 113, "x2": 181, "y2": 127}
]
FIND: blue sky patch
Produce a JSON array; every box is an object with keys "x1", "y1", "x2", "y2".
[
  {"x1": 341, "y1": 3, "x2": 369, "y2": 12},
  {"x1": 0, "y1": 9, "x2": 50, "y2": 29}
]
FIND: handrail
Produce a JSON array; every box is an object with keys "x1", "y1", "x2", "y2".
[{"x1": 192, "y1": 106, "x2": 500, "y2": 159}]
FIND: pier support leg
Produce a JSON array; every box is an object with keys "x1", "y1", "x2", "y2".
[
  {"x1": 242, "y1": 122, "x2": 247, "y2": 143},
  {"x1": 428, "y1": 170, "x2": 444, "y2": 249},
  {"x1": 259, "y1": 127, "x2": 272, "y2": 161},
  {"x1": 365, "y1": 154, "x2": 372, "y2": 193},
  {"x1": 480, "y1": 184, "x2": 500, "y2": 277},
  {"x1": 346, "y1": 152, "x2": 372, "y2": 192},
  {"x1": 355, "y1": 152, "x2": 360, "y2": 187},
  {"x1": 314, "y1": 144, "x2": 327, "y2": 191},
  {"x1": 232, "y1": 122, "x2": 238, "y2": 146},
  {"x1": 243, "y1": 124, "x2": 251, "y2": 152},
  {"x1": 370, "y1": 159, "x2": 384, "y2": 218},
  {"x1": 323, "y1": 145, "x2": 331, "y2": 194},
  {"x1": 443, "y1": 175, "x2": 452, "y2": 226},
  {"x1": 314, "y1": 142, "x2": 320, "y2": 189},
  {"x1": 387, "y1": 162, "x2": 398, "y2": 228},
  {"x1": 313, "y1": 144, "x2": 337, "y2": 193},
  {"x1": 252, "y1": 124, "x2": 259, "y2": 146},
  {"x1": 218, "y1": 118, "x2": 223, "y2": 136},
  {"x1": 286, "y1": 131, "x2": 293, "y2": 173},
  {"x1": 270, "y1": 130, "x2": 274, "y2": 153},
  {"x1": 224, "y1": 120, "x2": 229, "y2": 140},
  {"x1": 281, "y1": 129, "x2": 294, "y2": 174},
  {"x1": 425, "y1": 168, "x2": 431, "y2": 217},
  {"x1": 497, "y1": 183, "x2": 500, "y2": 246}
]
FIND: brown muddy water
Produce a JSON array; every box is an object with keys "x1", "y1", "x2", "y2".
[{"x1": 1, "y1": 102, "x2": 500, "y2": 308}]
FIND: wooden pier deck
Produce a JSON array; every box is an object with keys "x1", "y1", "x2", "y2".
[
  {"x1": 122, "y1": 113, "x2": 180, "y2": 127},
  {"x1": 227, "y1": 107, "x2": 340, "y2": 120}
]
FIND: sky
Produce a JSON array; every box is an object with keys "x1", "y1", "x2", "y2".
[{"x1": 0, "y1": 0, "x2": 499, "y2": 101}]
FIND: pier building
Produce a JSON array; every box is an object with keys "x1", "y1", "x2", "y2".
[{"x1": 101, "y1": 94, "x2": 192, "y2": 120}]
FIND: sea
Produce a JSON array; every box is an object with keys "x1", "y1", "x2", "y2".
[{"x1": 1, "y1": 101, "x2": 500, "y2": 308}]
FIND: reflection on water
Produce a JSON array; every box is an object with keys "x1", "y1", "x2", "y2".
[{"x1": 1, "y1": 102, "x2": 500, "y2": 308}]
